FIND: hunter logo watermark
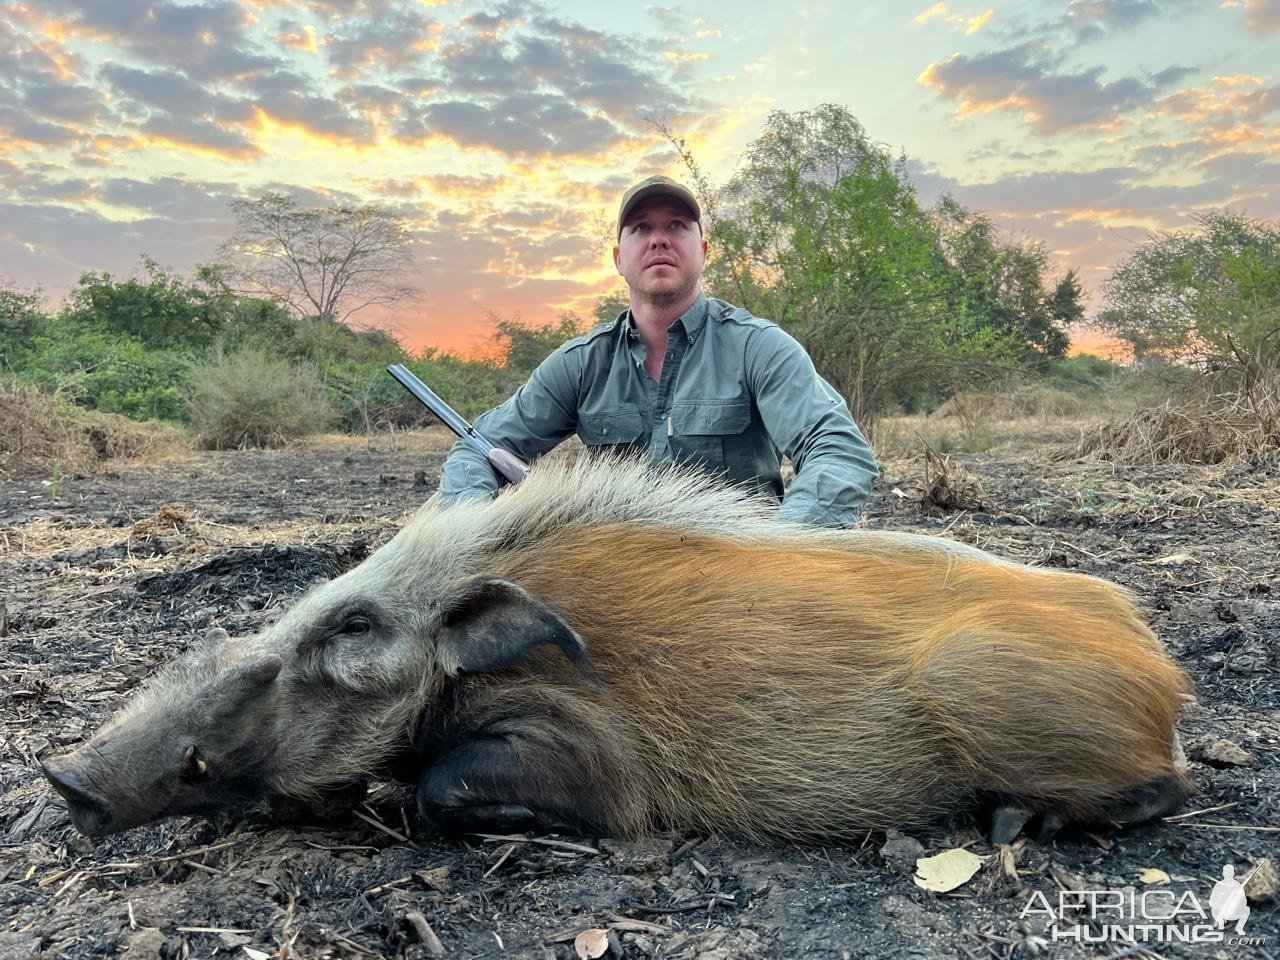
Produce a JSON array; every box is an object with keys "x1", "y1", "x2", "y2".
[{"x1": 1020, "y1": 864, "x2": 1265, "y2": 947}]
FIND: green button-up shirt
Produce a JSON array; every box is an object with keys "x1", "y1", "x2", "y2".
[{"x1": 438, "y1": 294, "x2": 878, "y2": 527}]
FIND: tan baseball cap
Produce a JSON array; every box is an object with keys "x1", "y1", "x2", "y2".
[{"x1": 617, "y1": 175, "x2": 701, "y2": 238}]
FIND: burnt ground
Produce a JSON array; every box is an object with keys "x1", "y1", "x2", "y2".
[{"x1": 0, "y1": 429, "x2": 1276, "y2": 960}]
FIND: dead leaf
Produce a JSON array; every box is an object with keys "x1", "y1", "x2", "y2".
[
  {"x1": 574, "y1": 928, "x2": 610, "y2": 960},
  {"x1": 913, "y1": 848, "x2": 985, "y2": 892},
  {"x1": 242, "y1": 949, "x2": 270, "y2": 960},
  {"x1": 1138, "y1": 868, "x2": 1170, "y2": 885}
]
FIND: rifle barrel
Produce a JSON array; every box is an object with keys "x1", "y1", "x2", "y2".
[{"x1": 386, "y1": 364, "x2": 492, "y2": 454}]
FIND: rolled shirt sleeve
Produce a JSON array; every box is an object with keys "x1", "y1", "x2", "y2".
[
  {"x1": 437, "y1": 345, "x2": 582, "y2": 504},
  {"x1": 743, "y1": 324, "x2": 878, "y2": 527}
]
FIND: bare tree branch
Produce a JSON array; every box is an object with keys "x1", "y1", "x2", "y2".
[{"x1": 217, "y1": 193, "x2": 419, "y2": 326}]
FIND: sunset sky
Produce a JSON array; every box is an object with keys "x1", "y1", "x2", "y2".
[{"x1": 2, "y1": 0, "x2": 1279, "y2": 356}]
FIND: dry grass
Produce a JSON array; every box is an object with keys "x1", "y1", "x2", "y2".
[
  {"x1": 931, "y1": 386, "x2": 1092, "y2": 422},
  {"x1": 1071, "y1": 380, "x2": 1280, "y2": 466},
  {"x1": 0, "y1": 385, "x2": 188, "y2": 481},
  {"x1": 900, "y1": 443, "x2": 989, "y2": 513},
  {"x1": 874, "y1": 411, "x2": 1092, "y2": 459},
  {"x1": 302, "y1": 426, "x2": 459, "y2": 455},
  {"x1": 0, "y1": 508, "x2": 400, "y2": 570}
]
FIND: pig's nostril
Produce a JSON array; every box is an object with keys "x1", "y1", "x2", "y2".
[
  {"x1": 42, "y1": 760, "x2": 113, "y2": 837},
  {"x1": 41, "y1": 760, "x2": 103, "y2": 811}
]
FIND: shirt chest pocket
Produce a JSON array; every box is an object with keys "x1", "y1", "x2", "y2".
[
  {"x1": 669, "y1": 400, "x2": 752, "y2": 475},
  {"x1": 577, "y1": 410, "x2": 646, "y2": 455}
]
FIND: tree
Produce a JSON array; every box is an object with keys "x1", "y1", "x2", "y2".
[
  {"x1": 594, "y1": 290, "x2": 629, "y2": 325},
  {"x1": 707, "y1": 105, "x2": 1017, "y2": 429},
  {"x1": 218, "y1": 193, "x2": 417, "y2": 326},
  {"x1": 1097, "y1": 210, "x2": 1280, "y2": 386},
  {"x1": 1, "y1": 281, "x2": 47, "y2": 370},
  {"x1": 61, "y1": 257, "x2": 229, "y2": 351},
  {"x1": 487, "y1": 312, "x2": 587, "y2": 378},
  {"x1": 932, "y1": 195, "x2": 1075, "y2": 362}
]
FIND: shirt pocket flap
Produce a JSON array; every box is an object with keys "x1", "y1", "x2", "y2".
[
  {"x1": 579, "y1": 411, "x2": 645, "y2": 444},
  {"x1": 672, "y1": 400, "x2": 752, "y2": 436}
]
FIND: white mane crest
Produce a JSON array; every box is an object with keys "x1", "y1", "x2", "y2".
[
  {"x1": 373, "y1": 455, "x2": 1032, "y2": 576},
  {"x1": 414, "y1": 455, "x2": 791, "y2": 556}
]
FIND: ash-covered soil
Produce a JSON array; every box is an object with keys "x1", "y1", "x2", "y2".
[{"x1": 1, "y1": 431, "x2": 1276, "y2": 959}]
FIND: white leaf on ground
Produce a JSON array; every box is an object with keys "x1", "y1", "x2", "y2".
[
  {"x1": 1151, "y1": 553, "x2": 1198, "y2": 565},
  {"x1": 913, "y1": 848, "x2": 985, "y2": 892},
  {"x1": 574, "y1": 928, "x2": 610, "y2": 959}
]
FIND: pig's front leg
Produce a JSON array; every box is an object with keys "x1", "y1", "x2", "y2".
[{"x1": 416, "y1": 733, "x2": 613, "y2": 836}]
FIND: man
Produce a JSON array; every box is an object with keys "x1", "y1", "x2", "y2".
[{"x1": 438, "y1": 175, "x2": 877, "y2": 527}]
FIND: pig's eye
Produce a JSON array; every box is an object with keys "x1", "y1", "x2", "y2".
[
  {"x1": 342, "y1": 615, "x2": 371, "y2": 637},
  {"x1": 182, "y1": 745, "x2": 208, "y2": 781}
]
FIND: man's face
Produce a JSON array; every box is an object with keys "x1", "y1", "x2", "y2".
[{"x1": 613, "y1": 196, "x2": 707, "y2": 308}]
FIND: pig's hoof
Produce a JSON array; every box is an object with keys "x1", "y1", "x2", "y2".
[
  {"x1": 990, "y1": 805, "x2": 1032, "y2": 845},
  {"x1": 1036, "y1": 810, "x2": 1067, "y2": 844},
  {"x1": 422, "y1": 801, "x2": 538, "y2": 833}
]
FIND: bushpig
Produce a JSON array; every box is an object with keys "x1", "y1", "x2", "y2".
[{"x1": 42, "y1": 457, "x2": 1192, "y2": 843}]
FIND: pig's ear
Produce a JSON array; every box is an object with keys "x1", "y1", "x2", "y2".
[{"x1": 436, "y1": 577, "x2": 586, "y2": 675}]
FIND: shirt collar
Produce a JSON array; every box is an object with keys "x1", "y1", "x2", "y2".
[{"x1": 623, "y1": 292, "x2": 708, "y2": 344}]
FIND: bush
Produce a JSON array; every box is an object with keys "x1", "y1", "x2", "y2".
[
  {"x1": 18, "y1": 316, "x2": 190, "y2": 422},
  {"x1": 1045, "y1": 354, "x2": 1122, "y2": 392},
  {"x1": 187, "y1": 347, "x2": 335, "y2": 449},
  {"x1": 64, "y1": 258, "x2": 225, "y2": 351}
]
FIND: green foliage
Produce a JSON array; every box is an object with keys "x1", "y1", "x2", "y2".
[
  {"x1": 0, "y1": 281, "x2": 48, "y2": 370},
  {"x1": 594, "y1": 290, "x2": 629, "y2": 325},
  {"x1": 19, "y1": 314, "x2": 189, "y2": 422},
  {"x1": 487, "y1": 312, "x2": 588, "y2": 378},
  {"x1": 1043, "y1": 354, "x2": 1123, "y2": 393},
  {"x1": 64, "y1": 257, "x2": 228, "y2": 351},
  {"x1": 708, "y1": 104, "x2": 1022, "y2": 429},
  {"x1": 187, "y1": 346, "x2": 335, "y2": 449},
  {"x1": 7, "y1": 256, "x2": 523, "y2": 435},
  {"x1": 932, "y1": 196, "x2": 1076, "y2": 362},
  {"x1": 1097, "y1": 210, "x2": 1280, "y2": 385}
]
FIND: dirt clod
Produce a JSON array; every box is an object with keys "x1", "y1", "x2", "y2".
[
  {"x1": 1245, "y1": 858, "x2": 1278, "y2": 903},
  {"x1": 1188, "y1": 737, "x2": 1255, "y2": 767}
]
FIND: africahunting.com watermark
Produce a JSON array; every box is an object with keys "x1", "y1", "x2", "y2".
[{"x1": 1021, "y1": 865, "x2": 1266, "y2": 947}]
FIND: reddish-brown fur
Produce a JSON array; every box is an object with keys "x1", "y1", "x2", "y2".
[{"x1": 454, "y1": 524, "x2": 1191, "y2": 841}]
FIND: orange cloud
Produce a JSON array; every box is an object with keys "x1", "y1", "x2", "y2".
[
  {"x1": 275, "y1": 24, "x2": 317, "y2": 53},
  {"x1": 1069, "y1": 329, "x2": 1130, "y2": 361},
  {"x1": 965, "y1": 9, "x2": 994, "y2": 34},
  {"x1": 1209, "y1": 124, "x2": 1264, "y2": 145},
  {"x1": 140, "y1": 133, "x2": 263, "y2": 163},
  {"x1": 665, "y1": 50, "x2": 711, "y2": 64},
  {"x1": 1212, "y1": 74, "x2": 1262, "y2": 87},
  {"x1": 248, "y1": 107, "x2": 369, "y2": 151},
  {"x1": 914, "y1": 3, "x2": 949, "y2": 24}
]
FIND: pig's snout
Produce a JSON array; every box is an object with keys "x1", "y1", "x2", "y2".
[{"x1": 42, "y1": 755, "x2": 113, "y2": 838}]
